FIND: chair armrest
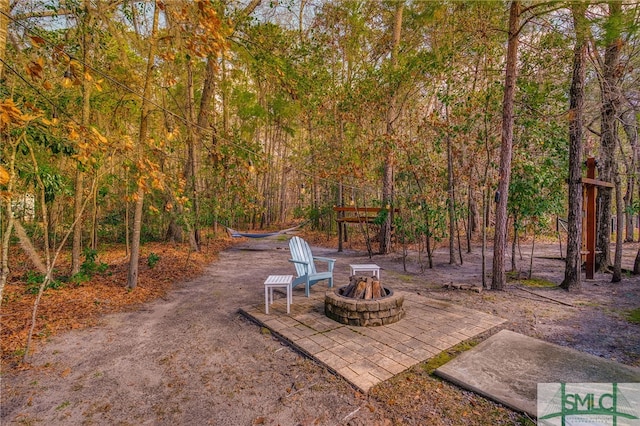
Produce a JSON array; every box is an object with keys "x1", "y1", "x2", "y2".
[
  {"x1": 313, "y1": 256, "x2": 336, "y2": 271},
  {"x1": 289, "y1": 259, "x2": 311, "y2": 273}
]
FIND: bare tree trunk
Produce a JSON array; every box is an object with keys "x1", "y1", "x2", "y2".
[
  {"x1": 482, "y1": 188, "x2": 488, "y2": 288},
  {"x1": 528, "y1": 232, "x2": 536, "y2": 279},
  {"x1": 511, "y1": 216, "x2": 518, "y2": 272},
  {"x1": 447, "y1": 114, "x2": 456, "y2": 265},
  {"x1": 185, "y1": 59, "x2": 200, "y2": 251},
  {"x1": 410, "y1": 169, "x2": 433, "y2": 269},
  {"x1": 191, "y1": 47, "x2": 225, "y2": 249},
  {"x1": 595, "y1": 1, "x2": 622, "y2": 272},
  {"x1": 71, "y1": 169, "x2": 84, "y2": 274},
  {"x1": 424, "y1": 204, "x2": 433, "y2": 269},
  {"x1": 127, "y1": 2, "x2": 159, "y2": 290},
  {"x1": 379, "y1": 1, "x2": 404, "y2": 254},
  {"x1": 0, "y1": 0, "x2": 8, "y2": 79},
  {"x1": 467, "y1": 183, "x2": 476, "y2": 253},
  {"x1": 0, "y1": 143, "x2": 17, "y2": 306},
  {"x1": 279, "y1": 135, "x2": 289, "y2": 224},
  {"x1": 124, "y1": 168, "x2": 129, "y2": 256},
  {"x1": 456, "y1": 207, "x2": 464, "y2": 265},
  {"x1": 481, "y1": 70, "x2": 492, "y2": 289},
  {"x1": 561, "y1": 2, "x2": 587, "y2": 292},
  {"x1": 197, "y1": 58, "x2": 217, "y2": 131},
  {"x1": 26, "y1": 142, "x2": 51, "y2": 269},
  {"x1": 621, "y1": 108, "x2": 637, "y2": 242},
  {"x1": 72, "y1": 0, "x2": 94, "y2": 274},
  {"x1": 221, "y1": 57, "x2": 229, "y2": 137},
  {"x1": 47, "y1": 198, "x2": 59, "y2": 249},
  {"x1": 623, "y1": 111, "x2": 640, "y2": 275},
  {"x1": 492, "y1": 0, "x2": 520, "y2": 290},
  {"x1": 91, "y1": 188, "x2": 98, "y2": 250},
  {"x1": 165, "y1": 216, "x2": 182, "y2": 243},
  {"x1": 612, "y1": 170, "x2": 623, "y2": 282}
]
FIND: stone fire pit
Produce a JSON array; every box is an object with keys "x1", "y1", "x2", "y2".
[{"x1": 325, "y1": 282, "x2": 405, "y2": 327}]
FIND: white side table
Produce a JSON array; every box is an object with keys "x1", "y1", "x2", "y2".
[
  {"x1": 264, "y1": 275, "x2": 293, "y2": 314},
  {"x1": 349, "y1": 264, "x2": 381, "y2": 279}
]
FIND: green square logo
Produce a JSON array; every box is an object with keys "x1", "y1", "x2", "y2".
[{"x1": 538, "y1": 383, "x2": 640, "y2": 425}]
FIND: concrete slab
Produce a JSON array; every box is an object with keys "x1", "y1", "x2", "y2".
[
  {"x1": 434, "y1": 329, "x2": 640, "y2": 418},
  {"x1": 240, "y1": 287, "x2": 505, "y2": 393}
]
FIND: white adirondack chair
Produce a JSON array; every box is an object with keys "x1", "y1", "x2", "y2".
[{"x1": 288, "y1": 236, "x2": 335, "y2": 297}]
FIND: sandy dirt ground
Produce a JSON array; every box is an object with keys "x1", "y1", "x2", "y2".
[{"x1": 2, "y1": 237, "x2": 639, "y2": 425}]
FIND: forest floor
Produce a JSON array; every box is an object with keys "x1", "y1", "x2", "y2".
[{"x1": 1, "y1": 231, "x2": 639, "y2": 425}]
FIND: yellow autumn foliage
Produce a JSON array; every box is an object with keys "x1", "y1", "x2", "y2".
[
  {"x1": 0, "y1": 99, "x2": 25, "y2": 129},
  {"x1": 0, "y1": 165, "x2": 10, "y2": 185}
]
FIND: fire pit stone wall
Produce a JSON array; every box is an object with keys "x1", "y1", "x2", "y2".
[{"x1": 325, "y1": 287, "x2": 405, "y2": 326}]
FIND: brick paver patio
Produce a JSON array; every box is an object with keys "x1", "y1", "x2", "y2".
[{"x1": 240, "y1": 286, "x2": 505, "y2": 393}]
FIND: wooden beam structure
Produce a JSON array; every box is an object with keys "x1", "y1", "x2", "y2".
[
  {"x1": 581, "y1": 158, "x2": 613, "y2": 279},
  {"x1": 334, "y1": 206, "x2": 400, "y2": 252}
]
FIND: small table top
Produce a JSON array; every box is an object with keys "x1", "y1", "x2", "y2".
[
  {"x1": 264, "y1": 275, "x2": 293, "y2": 285},
  {"x1": 349, "y1": 264, "x2": 380, "y2": 269}
]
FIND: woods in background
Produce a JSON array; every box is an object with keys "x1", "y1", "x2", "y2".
[{"x1": 1, "y1": 1, "x2": 639, "y2": 296}]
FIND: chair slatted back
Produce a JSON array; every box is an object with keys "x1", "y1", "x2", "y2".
[{"x1": 289, "y1": 236, "x2": 317, "y2": 276}]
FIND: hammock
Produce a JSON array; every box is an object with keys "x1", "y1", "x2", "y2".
[{"x1": 224, "y1": 222, "x2": 305, "y2": 239}]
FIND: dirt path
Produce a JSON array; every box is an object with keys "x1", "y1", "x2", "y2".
[
  {"x1": 2, "y1": 237, "x2": 639, "y2": 425},
  {"x1": 2, "y1": 239, "x2": 389, "y2": 425}
]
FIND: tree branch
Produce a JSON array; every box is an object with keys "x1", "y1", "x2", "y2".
[
  {"x1": 520, "y1": 1, "x2": 559, "y2": 15},
  {"x1": 11, "y1": 10, "x2": 72, "y2": 21},
  {"x1": 517, "y1": 4, "x2": 570, "y2": 37}
]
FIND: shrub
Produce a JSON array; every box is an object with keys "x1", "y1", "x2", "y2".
[
  {"x1": 25, "y1": 271, "x2": 63, "y2": 294},
  {"x1": 147, "y1": 252, "x2": 160, "y2": 268}
]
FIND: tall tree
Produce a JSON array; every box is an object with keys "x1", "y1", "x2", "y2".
[
  {"x1": 595, "y1": 1, "x2": 623, "y2": 272},
  {"x1": 127, "y1": 2, "x2": 159, "y2": 290},
  {"x1": 178, "y1": 0, "x2": 240, "y2": 250},
  {"x1": 621, "y1": 107, "x2": 638, "y2": 243},
  {"x1": 184, "y1": 58, "x2": 201, "y2": 251},
  {"x1": 0, "y1": 0, "x2": 8, "y2": 78},
  {"x1": 492, "y1": 1, "x2": 520, "y2": 290},
  {"x1": 379, "y1": 1, "x2": 404, "y2": 254},
  {"x1": 561, "y1": 2, "x2": 589, "y2": 292},
  {"x1": 446, "y1": 97, "x2": 456, "y2": 265},
  {"x1": 71, "y1": 0, "x2": 94, "y2": 274},
  {"x1": 622, "y1": 104, "x2": 640, "y2": 273}
]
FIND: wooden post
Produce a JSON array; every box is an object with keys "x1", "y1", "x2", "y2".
[
  {"x1": 582, "y1": 158, "x2": 614, "y2": 279},
  {"x1": 585, "y1": 158, "x2": 597, "y2": 279},
  {"x1": 338, "y1": 211, "x2": 343, "y2": 252}
]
